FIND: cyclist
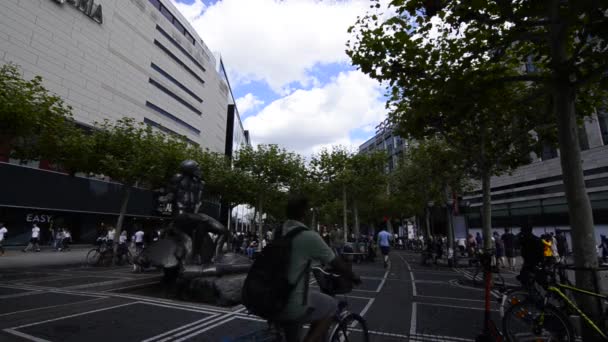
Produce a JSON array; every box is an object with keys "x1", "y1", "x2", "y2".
[
  {"x1": 277, "y1": 194, "x2": 361, "y2": 342},
  {"x1": 516, "y1": 223, "x2": 544, "y2": 286}
]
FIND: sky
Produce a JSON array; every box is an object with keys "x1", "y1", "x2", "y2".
[{"x1": 169, "y1": 0, "x2": 389, "y2": 157}]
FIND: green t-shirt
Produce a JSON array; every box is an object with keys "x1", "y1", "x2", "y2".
[{"x1": 281, "y1": 220, "x2": 336, "y2": 319}]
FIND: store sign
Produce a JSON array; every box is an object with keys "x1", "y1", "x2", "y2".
[
  {"x1": 51, "y1": 0, "x2": 103, "y2": 24},
  {"x1": 26, "y1": 214, "x2": 53, "y2": 223}
]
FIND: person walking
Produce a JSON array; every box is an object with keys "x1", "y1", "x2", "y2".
[
  {"x1": 23, "y1": 224, "x2": 41, "y2": 252},
  {"x1": 0, "y1": 222, "x2": 7, "y2": 256},
  {"x1": 550, "y1": 232, "x2": 560, "y2": 262},
  {"x1": 133, "y1": 228, "x2": 145, "y2": 254},
  {"x1": 541, "y1": 234, "x2": 554, "y2": 264},
  {"x1": 501, "y1": 228, "x2": 516, "y2": 270},
  {"x1": 475, "y1": 232, "x2": 483, "y2": 249},
  {"x1": 61, "y1": 229, "x2": 72, "y2": 251},
  {"x1": 55, "y1": 228, "x2": 65, "y2": 251},
  {"x1": 329, "y1": 225, "x2": 345, "y2": 256},
  {"x1": 106, "y1": 226, "x2": 116, "y2": 247},
  {"x1": 556, "y1": 231, "x2": 568, "y2": 262},
  {"x1": 599, "y1": 235, "x2": 608, "y2": 265},
  {"x1": 494, "y1": 232, "x2": 505, "y2": 267},
  {"x1": 378, "y1": 226, "x2": 393, "y2": 268}
]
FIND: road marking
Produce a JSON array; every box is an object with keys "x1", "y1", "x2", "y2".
[
  {"x1": 414, "y1": 294, "x2": 487, "y2": 302},
  {"x1": 101, "y1": 280, "x2": 161, "y2": 292},
  {"x1": 375, "y1": 259, "x2": 391, "y2": 292},
  {"x1": 156, "y1": 307, "x2": 246, "y2": 342},
  {"x1": 398, "y1": 254, "x2": 417, "y2": 296},
  {"x1": 416, "y1": 302, "x2": 499, "y2": 312},
  {"x1": 358, "y1": 298, "x2": 375, "y2": 317},
  {"x1": 3, "y1": 329, "x2": 52, "y2": 342},
  {"x1": 173, "y1": 316, "x2": 237, "y2": 342},
  {"x1": 0, "y1": 297, "x2": 107, "y2": 318},
  {"x1": 410, "y1": 302, "x2": 417, "y2": 335},
  {"x1": 141, "y1": 314, "x2": 220, "y2": 342},
  {"x1": 7, "y1": 302, "x2": 137, "y2": 330}
]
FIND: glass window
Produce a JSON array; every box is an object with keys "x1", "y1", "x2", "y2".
[
  {"x1": 186, "y1": 32, "x2": 195, "y2": 45},
  {"x1": 598, "y1": 110, "x2": 608, "y2": 145},
  {"x1": 173, "y1": 19, "x2": 185, "y2": 34},
  {"x1": 160, "y1": 5, "x2": 173, "y2": 21},
  {"x1": 148, "y1": 0, "x2": 160, "y2": 9}
]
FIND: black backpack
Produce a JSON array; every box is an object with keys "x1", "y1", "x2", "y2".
[{"x1": 242, "y1": 227, "x2": 308, "y2": 319}]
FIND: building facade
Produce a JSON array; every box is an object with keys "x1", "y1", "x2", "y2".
[
  {"x1": 463, "y1": 112, "x2": 608, "y2": 245},
  {"x1": 0, "y1": 0, "x2": 249, "y2": 245},
  {"x1": 358, "y1": 124, "x2": 409, "y2": 173}
]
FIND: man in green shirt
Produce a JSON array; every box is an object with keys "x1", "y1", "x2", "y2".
[{"x1": 279, "y1": 194, "x2": 361, "y2": 342}]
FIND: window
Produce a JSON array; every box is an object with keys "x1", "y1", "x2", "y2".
[
  {"x1": 145, "y1": 101, "x2": 200, "y2": 134},
  {"x1": 148, "y1": 0, "x2": 160, "y2": 9},
  {"x1": 148, "y1": 78, "x2": 202, "y2": 115},
  {"x1": 150, "y1": 63, "x2": 203, "y2": 103},
  {"x1": 578, "y1": 124, "x2": 589, "y2": 151},
  {"x1": 154, "y1": 40, "x2": 205, "y2": 85},
  {"x1": 185, "y1": 32, "x2": 195, "y2": 45},
  {"x1": 173, "y1": 19, "x2": 185, "y2": 35},
  {"x1": 159, "y1": 5, "x2": 174, "y2": 21},
  {"x1": 598, "y1": 110, "x2": 608, "y2": 145}
]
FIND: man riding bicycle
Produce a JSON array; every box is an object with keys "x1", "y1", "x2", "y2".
[{"x1": 278, "y1": 194, "x2": 361, "y2": 342}]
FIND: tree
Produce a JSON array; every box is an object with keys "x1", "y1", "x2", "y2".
[
  {"x1": 348, "y1": 151, "x2": 387, "y2": 236},
  {"x1": 310, "y1": 147, "x2": 353, "y2": 241},
  {"x1": 0, "y1": 63, "x2": 75, "y2": 163},
  {"x1": 90, "y1": 118, "x2": 189, "y2": 264},
  {"x1": 348, "y1": 0, "x2": 608, "y2": 335},
  {"x1": 233, "y1": 144, "x2": 305, "y2": 242}
]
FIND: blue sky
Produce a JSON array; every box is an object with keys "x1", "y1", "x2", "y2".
[{"x1": 170, "y1": 0, "x2": 387, "y2": 156}]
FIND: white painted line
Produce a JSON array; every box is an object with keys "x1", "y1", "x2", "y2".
[
  {"x1": 0, "y1": 290, "x2": 41, "y2": 299},
  {"x1": 141, "y1": 314, "x2": 220, "y2": 342},
  {"x1": 157, "y1": 307, "x2": 246, "y2": 342},
  {"x1": 376, "y1": 260, "x2": 390, "y2": 292},
  {"x1": 417, "y1": 302, "x2": 499, "y2": 312},
  {"x1": 102, "y1": 280, "x2": 161, "y2": 292},
  {"x1": 108, "y1": 293, "x2": 233, "y2": 314},
  {"x1": 397, "y1": 253, "x2": 417, "y2": 296},
  {"x1": 415, "y1": 332, "x2": 475, "y2": 341},
  {"x1": 9, "y1": 302, "x2": 137, "y2": 330},
  {"x1": 414, "y1": 294, "x2": 486, "y2": 303},
  {"x1": 358, "y1": 298, "x2": 375, "y2": 318},
  {"x1": 3, "y1": 328, "x2": 52, "y2": 342},
  {"x1": 137, "y1": 301, "x2": 219, "y2": 314},
  {"x1": 410, "y1": 302, "x2": 417, "y2": 335},
  {"x1": 0, "y1": 297, "x2": 107, "y2": 318},
  {"x1": 173, "y1": 316, "x2": 237, "y2": 342}
]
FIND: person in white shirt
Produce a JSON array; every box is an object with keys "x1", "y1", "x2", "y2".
[
  {"x1": 23, "y1": 224, "x2": 41, "y2": 252},
  {"x1": 55, "y1": 228, "x2": 65, "y2": 251},
  {"x1": 134, "y1": 229, "x2": 145, "y2": 253},
  {"x1": 106, "y1": 227, "x2": 116, "y2": 245},
  {"x1": 0, "y1": 223, "x2": 7, "y2": 255},
  {"x1": 62, "y1": 229, "x2": 72, "y2": 251}
]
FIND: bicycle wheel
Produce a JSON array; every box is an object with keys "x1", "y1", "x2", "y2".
[
  {"x1": 499, "y1": 289, "x2": 529, "y2": 318},
  {"x1": 86, "y1": 249, "x2": 101, "y2": 266},
  {"x1": 502, "y1": 300, "x2": 575, "y2": 342},
  {"x1": 329, "y1": 313, "x2": 369, "y2": 342}
]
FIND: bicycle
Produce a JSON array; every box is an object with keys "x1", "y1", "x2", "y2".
[
  {"x1": 229, "y1": 266, "x2": 370, "y2": 341},
  {"x1": 86, "y1": 241, "x2": 132, "y2": 267},
  {"x1": 502, "y1": 264, "x2": 608, "y2": 341}
]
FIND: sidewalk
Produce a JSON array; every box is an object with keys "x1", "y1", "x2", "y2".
[{"x1": 0, "y1": 246, "x2": 90, "y2": 269}]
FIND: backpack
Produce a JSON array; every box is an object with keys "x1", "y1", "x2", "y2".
[{"x1": 241, "y1": 226, "x2": 308, "y2": 319}]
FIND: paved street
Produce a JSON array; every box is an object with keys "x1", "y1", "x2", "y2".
[{"x1": 0, "y1": 251, "x2": 519, "y2": 341}]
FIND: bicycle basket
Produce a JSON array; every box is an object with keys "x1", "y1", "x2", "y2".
[{"x1": 312, "y1": 268, "x2": 352, "y2": 295}]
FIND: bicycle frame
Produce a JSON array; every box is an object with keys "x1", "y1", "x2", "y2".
[{"x1": 546, "y1": 284, "x2": 608, "y2": 340}]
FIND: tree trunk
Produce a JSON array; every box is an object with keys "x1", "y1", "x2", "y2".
[
  {"x1": 251, "y1": 206, "x2": 257, "y2": 233},
  {"x1": 549, "y1": 1, "x2": 602, "y2": 335},
  {"x1": 481, "y1": 169, "x2": 492, "y2": 250},
  {"x1": 425, "y1": 207, "x2": 431, "y2": 238},
  {"x1": 445, "y1": 187, "x2": 455, "y2": 264},
  {"x1": 257, "y1": 196, "x2": 263, "y2": 251},
  {"x1": 353, "y1": 200, "x2": 360, "y2": 237},
  {"x1": 112, "y1": 187, "x2": 131, "y2": 265},
  {"x1": 311, "y1": 208, "x2": 316, "y2": 231},
  {"x1": 342, "y1": 185, "x2": 348, "y2": 242}
]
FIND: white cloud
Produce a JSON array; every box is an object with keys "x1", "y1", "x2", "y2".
[
  {"x1": 235, "y1": 93, "x2": 264, "y2": 114},
  {"x1": 242, "y1": 70, "x2": 387, "y2": 157},
  {"x1": 171, "y1": 0, "x2": 387, "y2": 92}
]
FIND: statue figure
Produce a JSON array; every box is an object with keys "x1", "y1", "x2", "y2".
[{"x1": 167, "y1": 159, "x2": 230, "y2": 263}]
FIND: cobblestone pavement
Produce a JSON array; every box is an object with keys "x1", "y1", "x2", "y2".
[{"x1": 0, "y1": 251, "x2": 516, "y2": 341}]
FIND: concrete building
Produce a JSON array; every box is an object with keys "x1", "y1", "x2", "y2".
[
  {"x1": 463, "y1": 112, "x2": 608, "y2": 245},
  {"x1": 0, "y1": 0, "x2": 249, "y2": 245},
  {"x1": 358, "y1": 122, "x2": 409, "y2": 173}
]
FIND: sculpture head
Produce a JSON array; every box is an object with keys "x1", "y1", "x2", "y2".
[{"x1": 180, "y1": 160, "x2": 201, "y2": 178}]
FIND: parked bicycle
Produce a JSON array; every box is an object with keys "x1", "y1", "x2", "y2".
[
  {"x1": 229, "y1": 266, "x2": 369, "y2": 342},
  {"x1": 502, "y1": 264, "x2": 608, "y2": 341}
]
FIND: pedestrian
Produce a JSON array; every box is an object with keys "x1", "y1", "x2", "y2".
[
  {"x1": 23, "y1": 224, "x2": 41, "y2": 252},
  {"x1": 466, "y1": 234, "x2": 477, "y2": 258},
  {"x1": 134, "y1": 228, "x2": 145, "y2": 254},
  {"x1": 550, "y1": 232, "x2": 560, "y2": 262},
  {"x1": 434, "y1": 235, "x2": 444, "y2": 264},
  {"x1": 55, "y1": 228, "x2": 65, "y2": 251},
  {"x1": 0, "y1": 222, "x2": 7, "y2": 256},
  {"x1": 501, "y1": 228, "x2": 516, "y2": 270},
  {"x1": 378, "y1": 226, "x2": 392, "y2": 268},
  {"x1": 599, "y1": 235, "x2": 608, "y2": 265},
  {"x1": 556, "y1": 231, "x2": 568, "y2": 261},
  {"x1": 62, "y1": 229, "x2": 72, "y2": 251},
  {"x1": 542, "y1": 234, "x2": 554, "y2": 263},
  {"x1": 494, "y1": 232, "x2": 504, "y2": 267},
  {"x1": 106, "y1": 226, "x2": 116, "y2": 246},
  {"x1": 475, "y1": 232, "x2": 483, "y2": 249},
  {"x1": 330, "y1": 225, "x2": 345, "y2": 256},
  {"x1": 517, "y1": 224, "x2": 544, "y2": 286}
]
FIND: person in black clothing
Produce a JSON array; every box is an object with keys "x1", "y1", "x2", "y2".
[
  {"x1": 516, "y1": 224, "x2": 544, "y2": 287},
  {"x1": 555, "y1": 231, "x2": 568, "y2": 262},
  {"x1": 501, "y1": 228, "x2": 516, "y2": 270}
]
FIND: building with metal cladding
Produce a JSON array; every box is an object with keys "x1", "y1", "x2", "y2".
[
  {"x1": 0, "y1": 0, "x2": 250, "y2": 245},
  {"x1": 358, "y1": 123, "x2": 409, "y2": 173},
  {"x1": 463, "y1": 111, "x2": 608, "y2": 244}
]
